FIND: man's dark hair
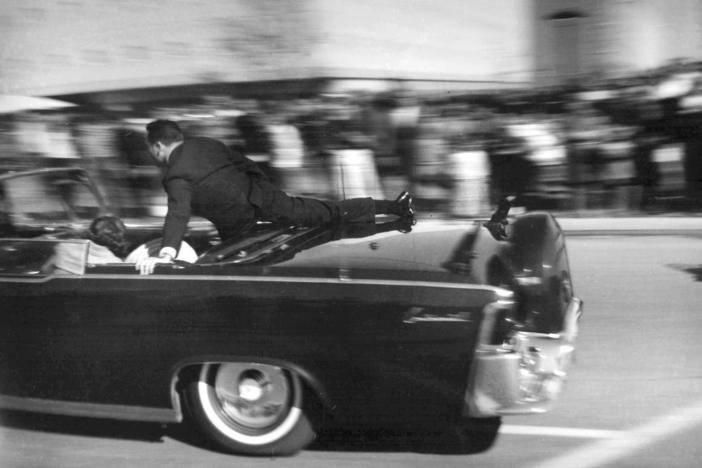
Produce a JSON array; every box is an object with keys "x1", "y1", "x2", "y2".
[
  {"x1": 146, "y1": 119, "x2": 184, "y2": 145},
  {"x1": 86, "y1": 215, "x2": 129, "y2": 258}
]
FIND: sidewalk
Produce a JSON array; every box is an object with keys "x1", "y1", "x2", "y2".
[{"x1": 555, "y1": 214, "x2": 702, "y2": 235}]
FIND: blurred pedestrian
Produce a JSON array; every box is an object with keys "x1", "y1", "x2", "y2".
[
  {"x1": 485, "y1": 124, "x2": 534, "y2": 203},
  {"x1": 136, "y1": 120, "x2": 415, "y2": 274},
  {"x1": 632, "y1": 129, "x2": 662, "y2": 210}
]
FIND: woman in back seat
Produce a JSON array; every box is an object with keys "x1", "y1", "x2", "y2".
[{"x1": 55, "y1": 216, "x2": 196, "y2": 272}]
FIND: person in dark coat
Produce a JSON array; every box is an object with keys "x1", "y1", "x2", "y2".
[{"x1": 136, "y1": 119, "x2": 414, "y2": 274}]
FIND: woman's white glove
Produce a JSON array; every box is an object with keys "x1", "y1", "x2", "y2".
[{"x1": 135, "y1": 248, "x2": 175, "y2": 275}]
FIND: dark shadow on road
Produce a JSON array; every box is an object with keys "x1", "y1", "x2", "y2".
[
  {"x1": 0, "y1": 409, "x2": 220, "y2": 452},
  {"x1": 164, "y1": 419, "x2": 220, "y2": 452},
  {"x1": 308, "y1": 423, "x2": 501, "y2": 455},
  {"x1": 0, "y1": 410, "x2": 499, "y2": 456},
  {"x1": 0, "y1": 409, "x2": 165, "y2": 442},
  {"x1": 667, "y1": 264, "x2": 702, "y2": 281}
]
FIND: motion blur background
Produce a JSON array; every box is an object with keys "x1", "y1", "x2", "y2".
[{"x1": 2, "y1": 0, "x2": 702, "y2": 219}]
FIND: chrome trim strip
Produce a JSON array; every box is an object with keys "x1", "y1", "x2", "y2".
[
  {"x1": 4, "y1": 273, "x2": 514, "y2": 294},
  {"x1": 0, "y1": 276, "x2": 56, "y2": 283},
  {"x1": 0, "y1": 394, "x2": 180, "y2": 423}
]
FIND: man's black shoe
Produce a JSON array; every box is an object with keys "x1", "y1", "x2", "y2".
[
  {"x1": 395, "y1": 190, "x2": 415, "y2": 218},
  {"x1": 399, "y1": 215, "x2": 417, "y2": 233},
  {"x1": 483, "y1": 195, "x2": 515, "y2": 241},
  {"x1": 388, "y1": 215, "x2": 416, "y2": 234}
]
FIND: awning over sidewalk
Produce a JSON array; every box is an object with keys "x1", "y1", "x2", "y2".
[{"x1": 0, "y1": 95, "x2": 76, "y2": 114}]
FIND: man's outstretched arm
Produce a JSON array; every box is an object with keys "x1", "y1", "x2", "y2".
[{"x1": 136, "y1": 178, "x2": 192, "y2": 275}]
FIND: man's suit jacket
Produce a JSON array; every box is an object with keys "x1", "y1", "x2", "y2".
[{"x1": 161, "y1": 137, "x2": 266, "y2": 251}]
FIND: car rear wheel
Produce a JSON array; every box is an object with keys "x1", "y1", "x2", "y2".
[{"x1": 183, "y1": 362, "x2": 316, "y2": 456}]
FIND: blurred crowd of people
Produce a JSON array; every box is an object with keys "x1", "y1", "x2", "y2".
[{"x1": 2, "y1": 62, "x2": 702, "y2": 220}]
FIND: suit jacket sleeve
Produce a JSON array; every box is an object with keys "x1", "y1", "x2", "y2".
[{"x1": 162, "y1": 177, "x2": 192, "y2": 252}]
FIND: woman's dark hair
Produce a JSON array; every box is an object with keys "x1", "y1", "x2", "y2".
[
  {"x1": 86, "y1": 216, "x2": 129, "y2": 258},
  {"x1": 146, "y1": 119, "x2": 184, "y2": 145}
]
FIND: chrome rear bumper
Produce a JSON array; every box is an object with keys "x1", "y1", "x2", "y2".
[{"x1": 465, "y1": 297, "x2": 583, "y2": 416}]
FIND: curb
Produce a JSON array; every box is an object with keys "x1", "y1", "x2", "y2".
[{"x1": 556, "y1": 217, "x2": 702, "y2": 235}]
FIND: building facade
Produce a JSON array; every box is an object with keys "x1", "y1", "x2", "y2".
[
  {"x1": 4, "y1": 1, "x2": 702, "y2": 98},
  {"x1": 533, "y1": 0, "x2": 702, "y2": 86},
  {"x1": 0, "y1": 0, "x2": 533, "y2": 98}
]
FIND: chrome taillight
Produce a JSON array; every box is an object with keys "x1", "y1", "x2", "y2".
[
  {"x1": 465, "y1": 296, "x2": 582, "y2": 417},
  {"x1": 476, "y1": 292, "x2": 518, "y2": 346}
]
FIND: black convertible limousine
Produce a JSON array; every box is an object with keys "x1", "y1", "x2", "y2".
[{"x1": 0, "y1": 168, "x2": 582, "y2": 456}]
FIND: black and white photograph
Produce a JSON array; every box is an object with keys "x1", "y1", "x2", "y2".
[{"x1": 0, "y1": 1, "x2": 701, "y2": 467}]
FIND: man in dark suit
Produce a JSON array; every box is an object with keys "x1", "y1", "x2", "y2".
[{"x1": 136, "y1": 119, "x2": 414, "y2": 274}]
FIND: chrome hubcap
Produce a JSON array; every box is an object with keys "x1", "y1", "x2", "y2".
[{"x1": 213, "y1": 363, "x2": 292, "y2": 430}]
